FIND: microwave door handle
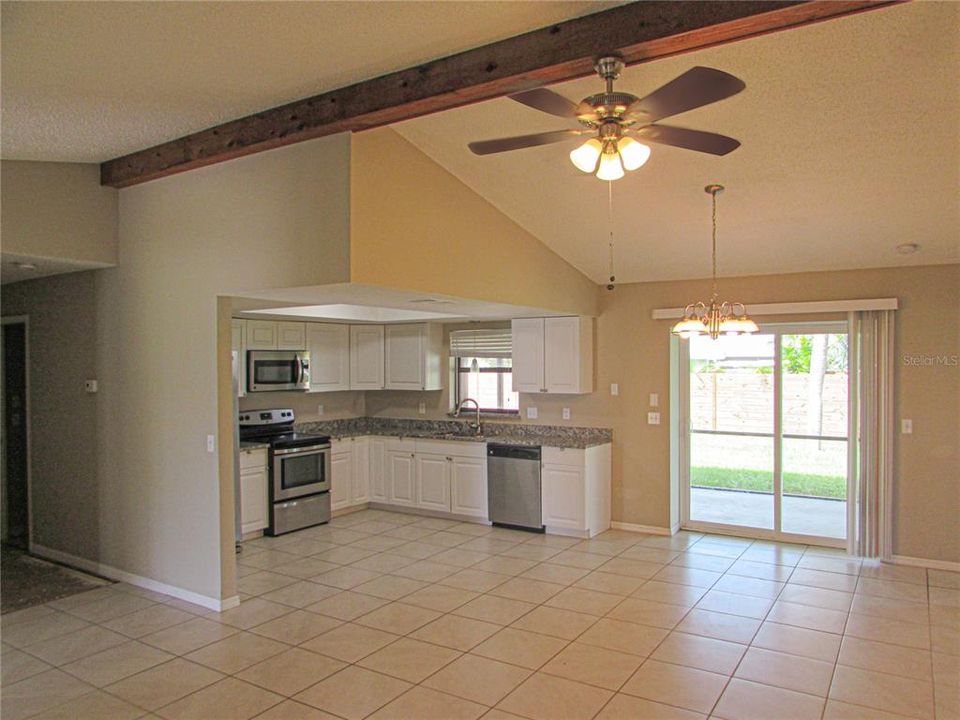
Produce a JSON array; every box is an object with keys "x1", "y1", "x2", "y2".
[{"x1": 295, "y1": 355, "x2": 303, "y2": 385}]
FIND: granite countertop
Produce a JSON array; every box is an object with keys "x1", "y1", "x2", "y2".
[
  {"x1": 294, "y1": 417, "x2": 612, "y2": 449},
  {"x1": 238, "y1": 440, "x2": 270, "y2": 451}
]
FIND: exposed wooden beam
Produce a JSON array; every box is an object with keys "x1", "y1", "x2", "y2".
[{"x1": 101, "y1": 0, "x2": 898, "y2": 188}]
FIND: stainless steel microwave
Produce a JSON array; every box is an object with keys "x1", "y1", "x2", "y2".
[{"x1": 248, "y1": 350, "x2": 310, "y2": 392}]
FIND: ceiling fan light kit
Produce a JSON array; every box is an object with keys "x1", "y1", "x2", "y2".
[
  {"x1": 672, "y1": 184, "x2": 758, "y2": 341},
  {"x1": 468, "y1": 55, "x2": 745, "y2": 183}
]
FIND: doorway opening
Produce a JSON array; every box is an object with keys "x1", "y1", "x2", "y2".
[
  {"x1": 680, "y1": 322, "x2": 850, "y2": 546},
  {"x1": 2, "y1": 318, "x2": 30, "y2": 552}
]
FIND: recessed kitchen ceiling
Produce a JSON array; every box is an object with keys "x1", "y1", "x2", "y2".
[
  {"x1": 0, "y1": 0, "x2": 619, "y2": 162},
  {"x1": 247, "y1": 304, "x2": 463, "y2": 323},
  {"x1": 395, "y1": 2, "x2": 960, "y2": 284}
]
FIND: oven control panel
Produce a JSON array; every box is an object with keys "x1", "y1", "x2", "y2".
[{"x1": 239, "y1": 408, "x2": 294, "y2": 426}]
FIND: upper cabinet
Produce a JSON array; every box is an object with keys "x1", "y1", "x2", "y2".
[
  {"x1": 244, "y1": 320, "x2": 305, "y2": 350},
  {"x1": 511, "y1": 317, "x2": 594, "y2": 394},
  {"x1": 384, "y1": 324, "x2": 443, "y2": 391},
  {"x1": 350, "y1": 325, "x2": 385, "y2": 390},
  {"x1": 307, "y1": 323, "x2": 350, "y2": 392}
]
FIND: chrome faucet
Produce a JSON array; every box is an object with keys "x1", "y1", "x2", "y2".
[{"x1": 454, "y1": 398, "x2": 482, "y2": 435}]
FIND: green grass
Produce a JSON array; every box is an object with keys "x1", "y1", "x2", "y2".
[{"x1": 691, "y1": 466, "x2": 846, "y2": 499}]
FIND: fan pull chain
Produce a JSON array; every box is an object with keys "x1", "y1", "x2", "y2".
[{"x1": 607, "y1": 180, "x2": 616, "y2": 290}]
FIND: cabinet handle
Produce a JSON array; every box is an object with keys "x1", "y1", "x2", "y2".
[
  {"x1": 410, "y1": 453, "x2": 415, "y2": 458},
  {"x1": 446, "y1": 456, "x2": 452, "y2": 461}
]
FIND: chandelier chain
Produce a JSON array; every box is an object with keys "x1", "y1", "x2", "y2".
[{"x1": 607, "y1": 180, "x2": 615, "y2": 289}]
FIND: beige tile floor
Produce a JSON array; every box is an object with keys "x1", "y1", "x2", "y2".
[{"x1": 2, "y1": 509, "x2": 957, "y2": 720}]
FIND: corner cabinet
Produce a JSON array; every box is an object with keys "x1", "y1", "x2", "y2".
[
  {"x1": 239, "y1": 447, "x2": 269, "y2": 535},
  {"x1": 307, "y1": 323, "x2": 350, "y2": 392},
  {"x1": 384, "y1": 324, "x2": 443, "y2": 391},
  {"x1": 331, "y1": 437, "x2": 371, "y2": 513},
  {"x1": 512, "y1": 317, "x2": 594, "y2": 394},
  {"x1": 350, "y1": 325, "x2": 385, "y2": 390},
  {"x1": 541, "y1": 444, "x2": 611, "y2": 538}
]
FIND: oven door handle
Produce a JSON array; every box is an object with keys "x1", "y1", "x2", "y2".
[{"x1": 273, "y1": 444, "x2": 331, "y2": 457}]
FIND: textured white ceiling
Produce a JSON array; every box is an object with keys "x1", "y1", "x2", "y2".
[
  {"x1": 0, "y1": 0, "x2": 617, "y2": 162},
  {"x1": 395, "y1": 2, "x2": 960, "y2": 283}
]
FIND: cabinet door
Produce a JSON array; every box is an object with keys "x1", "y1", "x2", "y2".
[
  {"x1": 246, "y1": 320, "x2": 278, "y2": 350},
  {"x1": 352, "y1": 439, "x2": 370, "y2": 504},
  {"x1": 231, "y1": 320, "x2": 246, "y2": 398},
  {"x1": 369, "y1": 439, "x2": 388, "y2": 502},
  {"x1": 307, "y1": 323, "x2": 350, "y2": 392},
  {"x1": 330, "y1": 450, "x2": 353, "y2": 512},
  {"x1": 387, "y1": 451, "x2": 416, "y2": 507},
  {"x1": 416, "y1": 454, "x2": 451, "y2": 512},
  {"x1": 277, "y1": 322, "x2": 306, "y2": 350},
  {"x1": 511, "y1": 318, "x2": 545, "y2": 393},
  {"x1": 450, "y1": 456, "x2": 487, "y2": 518},
  {"x1": 544, "y1": 317, "x2": 592, "y2": 393},
  {"x1": 384, "y1": 324, "x2": 425, "y2": 390},
  {"x1": 541, "y1": 464, "x2": 585, "y2": 530},
  {"x1": 350, "y1": 325, "x2": 385, "y2": 390},
  {"x1": 240, "y1": 467, "x2": 268, "y2": 533}
]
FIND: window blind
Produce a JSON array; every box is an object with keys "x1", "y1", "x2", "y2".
[{"x1": 449, "y1": 329, "x2": 512, "y2": 358}]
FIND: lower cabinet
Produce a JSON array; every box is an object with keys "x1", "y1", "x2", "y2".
[
  {"x1": 369, "y1": 438, "x2": 388, "y2": 502},
  {"x1": 239, "y1": 448, "x2": 268, "y2": 534},
  {"x1": 450, "y1": 456, "x2": 487, "y2": 517},
  {"x1": 541, "y1": 444, "x2": 612, "y2": 538},
  {"x1": 386, "y1": 444, "x2": 417, "y2": 507},
  {"x1": 416, "y1": 454, "x2": 452, "y2": 512},
  {"x1": 331, "y1": 437, "x2": 371, "y2": 513}
]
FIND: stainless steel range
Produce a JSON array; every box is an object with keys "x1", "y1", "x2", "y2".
[{"x1": 238, "y1": 408, "x2": 331, "y2": 535}]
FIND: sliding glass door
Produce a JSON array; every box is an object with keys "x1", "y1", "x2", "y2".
[{"x1": 682, "y1": 323, "x2": 850, "y2": 545}]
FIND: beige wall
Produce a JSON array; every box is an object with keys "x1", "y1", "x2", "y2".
[
  {"x1": 349, "y1": 129, "x2": 599, "y2": 318},
  {"x1": 239, "y1": 388, "x2": 365, "y2": 421},
  {"x1": 1, "y1": 161, "x2": 118, "y2": 265},
  {"x1": 2, "y1": 272, "x2": 101, "y2": 558}
]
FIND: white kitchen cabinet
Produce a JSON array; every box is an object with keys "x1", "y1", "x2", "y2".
[
  {"x1": 352, "y1": 438, "x2": 370, "y2": 504},
  {"x1": 450, "y1": 456, "x2": 487, "y2": 518},
  {"x1": 239, "y1": 447, "x2": 268, "y2": 534},
  {"x1": 307, "y1": 323, "x2": 350, "y2": 392},
  {"x1": 350, "y1": 325, "x2": 385, "y2": 390},
  {"x1": 540, "y1": 444, "x2": 611, "y2": 537},
  {"x1": 369, "y1": 438, "x2": 387, "y2": 502},
  {"x1": 330, "y1": 441, "x2": 353, "y2": 512},
  {"x1": 511, "y1": 317, "x2": 594, "y2": 394},
  {"x1": 231, "y1": 319, "x2": 246, "y2": 398},
  {"x1": 387, "y1": 446, "x2": 417, "y2": 507},
  {"x1": 384, "y1": 324, "x2": 443, "y2": 391},
  {"x1": 277, "y1": 322, "x2": 306, "y2": 350},
  {"x1": 246, "y1": 320, "x2": 278, "y2": 350},
  {"x1": 416, "y1": 454, "x2": 451, "y2": 512}
]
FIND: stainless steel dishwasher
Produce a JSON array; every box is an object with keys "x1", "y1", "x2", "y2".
[{"x1": 487, "y1": 444, "x2": 544, "y2": 532}]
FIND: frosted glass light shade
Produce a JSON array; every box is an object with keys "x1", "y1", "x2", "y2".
[
  {"x1": 671, "y1": 317, "x2": 706, "y2": 339},
  {"x1": 569, "y1": 139, "x2": 602, "y2": 173},
  {"x1": 618, "y1": 137, "x2": 651, "y2": 170},
  {"x1": 596, "y1": 152, "x2": 625, "y2": 181}
]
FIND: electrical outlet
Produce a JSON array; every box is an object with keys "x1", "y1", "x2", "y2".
[
  {"x1": 610, "y1": 383, "x2": 619, "y2": 396},
  {"x1": 317, "y1": 404, "x2": 324, "y2": 416},
  {"x1": 85, "y1": 379, "x2": 98, "y2": 393},
  {"x1": 526, "y1": 406, "x2": 538, "y2": 420},
  {"x1": 206, "y1": 434, "x2": 216, "y2": 453},
  {"x1": 647, "y1": 412, "x2": 661, "y2": 425},
  {"x1": 562, "y1": 408, "x2": 571, "y2": 420},
  {"x1": 901, "y1": 418, "x2": 913, "y2": 434},
  {"x1": 649, "y1": 393, "x2": 659, "y2": 407},
  {"x1": 418, "y1": 402, "x2": 426, "y2": 415}
]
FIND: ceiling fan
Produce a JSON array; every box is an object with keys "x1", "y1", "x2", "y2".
[{"x1": 467, "y1": 56, "x2": 745, "y2": 181}]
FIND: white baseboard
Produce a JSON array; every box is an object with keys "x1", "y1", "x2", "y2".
[
  {"x1": 610, "y1": 521, "x2": 672, "y2": 536},
  {"x1": 30, "y1": 543, "x2": 236, "y2": 612},
  {"x1": 891, "y1": 554, "x2": 960, "y2": 573}
]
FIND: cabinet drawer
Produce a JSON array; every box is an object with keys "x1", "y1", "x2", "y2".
[
  {"x1": 542, "y1": 446, "x2": 584, "y2": 467},
  {"x1": 415, "y1": 439, "x2": 486, "y2": 458},
  {"x1": 240, "y1": 448, "x2": 268, "y2": 470}
]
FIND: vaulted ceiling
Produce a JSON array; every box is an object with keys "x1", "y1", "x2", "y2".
[{"x1": 2, "y1": 1, "x2": 957, "y2": 285}]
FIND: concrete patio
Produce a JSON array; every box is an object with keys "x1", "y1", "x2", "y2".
[{"x1": 690, "y1": 487, "x2": 846, "y2": 539}]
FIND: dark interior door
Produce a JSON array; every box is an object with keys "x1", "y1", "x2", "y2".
[{"x1": 3, "y1": 322, "x2": 29, "y2": 549}]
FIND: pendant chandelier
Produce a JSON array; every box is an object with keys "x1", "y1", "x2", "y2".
[{"x1": 671, "y1": 184, "x2": 758, "y2": 340}]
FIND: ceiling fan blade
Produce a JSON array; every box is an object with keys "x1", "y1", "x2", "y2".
[
  {"x1": 468, "y1": 129, "x2": 585, "y2": 155},
  {"x1": 634, "y1": 124, "x2": 741, "y2": 156},
  {"x1": 628, "y1": 67, "x2": 746, "y2": 123},
  {"x1": 509, "y1": 88, "x2": 579, "y2": 118}
]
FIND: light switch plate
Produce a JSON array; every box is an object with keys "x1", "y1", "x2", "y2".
[
  {"x1": 85, "y1": 379, "x2": 98, "y2": 393},
  {"x1": 317, "y1": 404, "x2": 324, "y2": 416},
  {"x1": 562, "y1": 408, "x2": 571, "y2": 420},
  {"x1": 526, "y1": 407, "x2": 538, "y2": 419},
  {"x1": 610, "y1": 383, "x2": 619, "y2": 396},
  {"x1": 647, "y1": 412, "x2": 661, "y2": 425},
  {"x1": 901, "y1": 418, "x2": 913, "y2": 434},
  {"x1": 418, "y1": 402, "x2": 426, "y2": 415},
  {"x1": 649, "y1": 393, "x2": 659, "y2": 407},
  {"x1": 206, "y1": 434, "x2": 216, "y2": 453}
]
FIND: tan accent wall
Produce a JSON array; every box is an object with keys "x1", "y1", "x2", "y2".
[
  {"x1": 349, "y1": 128, "x2": 599, "y2": 318},
  {"x1": 1, "y1": 161, "x2": 118, "y2": 265}
]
